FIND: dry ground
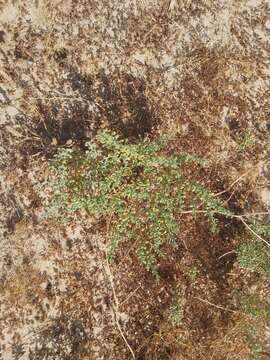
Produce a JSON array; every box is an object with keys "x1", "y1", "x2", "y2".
[{"x1": 0, "y1": 0, "x2": 270, "y2": 359}]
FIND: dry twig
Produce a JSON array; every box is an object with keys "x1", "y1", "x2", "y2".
[
  {"x1": 105, "y1": 257, "x2": 136, "y2": 359},
  {"x1": 195, "y1": 297, "x2": 239, "y2": 314}
]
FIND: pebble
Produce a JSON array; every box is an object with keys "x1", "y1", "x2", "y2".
[{"x1": 261, "y1": 188, "x2": 270, "y2": 208}]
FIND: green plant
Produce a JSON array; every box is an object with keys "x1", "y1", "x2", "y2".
[
  {"x1": 237, "y1": 242, "x2": 264, "y2": 272},
  {"x1": 241, "y1": 295, "x2": 270, "y2": 359},
  {"x1": 246, "y1": 330, "x2": 263, "y2": 359},
  {"x1": 238, "y1": 129, "x2": 256, "y2": 152},
  {"x1": 168, "y1": 287, "x2": 185, "y2": 325},
  {"x1": 45, "y1": 129, "x2": 230, "y2": 274},
  {"x1": 186, "y1": 265, "x2": 200, "y2": 282},
  {"x1": 242, "y1": 296, "x2": 270, "y2": 321},
  {"x1": 237, "y1": 223, "x2": 270, "y2": 280}
]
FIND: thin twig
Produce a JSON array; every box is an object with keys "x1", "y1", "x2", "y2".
[
  {"x1": 93, "y1": 229, "x2": 135, "y2": 359},
  {"x1": 235, "y1": 212, "x2": 270, "y2": 217},
  {"x1": 180, "y1": 209, "x2": 270, "y2": 248},
  {"x1": 214, "y1": 171, "x2": 251, "y2": 197},
  {"x1": 133, "y1": 0, "x2": 138, "y2": 16},
  {"x1": 218, "y1": 250, "x2": 236, "y2": 260},
  {"x1": 239, "y1": 218, "x2": 270, "y2": 248},
  {"x1": 120, "y1": 286, "x2": 141, "y2": 307},
  {"x1": 195, "y1": 297, "x2": 239, "y2": 314},
  {"x1": 105, "y1": 257, "x2": 135, "y2": 359},
  {"x1": 180, "y1": 209, "x2": 270, "y2": 218}
]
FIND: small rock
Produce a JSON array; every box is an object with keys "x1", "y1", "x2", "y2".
[
  {"x1": 51, "y1": 137, "x2": 58, "y2": 146},
  {"x1": 261, "y1": 188, "x2": 270, "y2": 208},
  {"x1": 181, "y1": 123, "x2": 189, "y2": 135}
]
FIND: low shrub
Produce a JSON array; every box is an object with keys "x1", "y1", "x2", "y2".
[{"x1": 44, "y1": 130, "x2": 231, "y2": 274}]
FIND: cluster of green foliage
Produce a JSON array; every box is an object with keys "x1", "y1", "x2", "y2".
[
  {"x1": 186, "y1": 264, "x2": 200, "y2": 282},
  {"x1": 46, "y1": 129, "x2": 229, "y2": 274},
  {"x1": 237, "y1": 223, "x2": 270, "y2": 280},
  {"x1": 238, "y1": 129, "x2": 256, "y2": 152},
  {"x1": 241, "y1": 295, "x2": 270, "y2": 358},
  {"x1": 243, "y1": 296, "x2": 270, "y2": 321},
  {"x1": 168, "y1": 287, "x2": 185, "y2": 325}
]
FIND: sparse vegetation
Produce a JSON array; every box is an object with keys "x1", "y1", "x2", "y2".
[
  {"x1": 186, "y1": 265, "x2": 200, "y2": 282},
  {"x1": 238, "y1": 129, "x2": 256, "y2": 152},
  {"x1": 238, "y1": 241, "x2": 265, "y2": 273},
  {"x1": 46, "y1": 131, "x2": 270, "y2": 280},
  {"x1": 1, "y1": 0, "x2": 270, "y2": 358},
  {"x1": 46, "y1": 129, "x2": 230, "y2": 274},
  {"x1": 168, "y1": 287, "x2": 184, "y2": 325},
  {"x1": 237, "y1": 223, "x2": 270, "y2": 280},
  {"x1": 241, "y1": 295, "x2": 270, "y2": 358}
]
